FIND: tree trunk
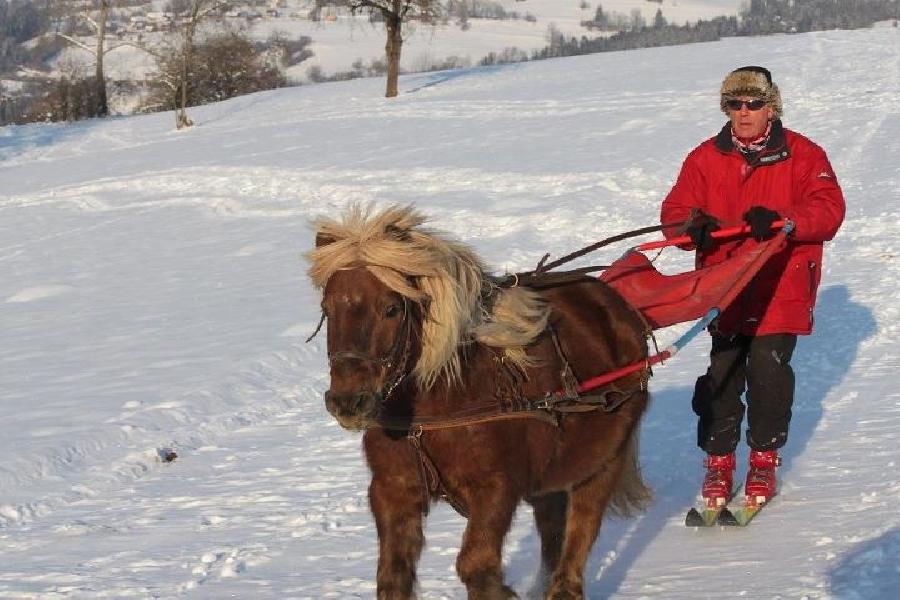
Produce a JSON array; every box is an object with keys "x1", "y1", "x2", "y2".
[
  {"x1": 384, "y1": 11, "x2": 402, "y2": 98},
  {"x1": 176, "y1": 18, "x2": 197, "y2": 129},
  {"x1": 94, "y1": 0, "x2": 110, "y2": 117},
  {"x1": 176, "y1": 51, "x2": 192, "y2": 128}
]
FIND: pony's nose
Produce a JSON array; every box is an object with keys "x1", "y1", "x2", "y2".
[
  {"x1": 353, "y1": 391, "x2": 377, "y2": 413},
  {"x1": 324, "y1": 390, "x2": 381, "y2": 417}
]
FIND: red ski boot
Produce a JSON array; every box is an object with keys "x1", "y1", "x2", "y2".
[
  {"x1": 745, "y1": 449, "x2": 781, "y2": 507},
  {"x1": 701, "y1": 453, "x2": 736, "y2": 508}
]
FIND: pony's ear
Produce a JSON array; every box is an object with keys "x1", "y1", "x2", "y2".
[
  {"x1": 385, "y1": 224, "x2": 411, "y2": 242},
  {"x1": 420, "y1": 293, "x2": 432, "y2": 319},
  {"x1": 404, "y1": 274, "x2": 430, "y2": 318},
  {"x1": 316, "y1": 232, "x2": 337, "y2": 248}
]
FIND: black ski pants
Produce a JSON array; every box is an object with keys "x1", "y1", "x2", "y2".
[{"x1": 692, "y1": 333, "x2": 797, "y2": 455}]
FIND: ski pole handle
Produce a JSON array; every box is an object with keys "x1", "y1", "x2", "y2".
[{"x1": 636, "y1": 220, "x2": 787, "y2": 252}]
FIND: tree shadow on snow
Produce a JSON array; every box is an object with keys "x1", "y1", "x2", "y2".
[
  {"x1": 404, "y1": 63, "x2": 523, "y2": 95},
  {"x1": 0, "y1": 116, "x2": 112, "y2": 165},
  {"x1": 505, "y1": 284, "x2": 876, "y2": 598},
  {"x1": 828, "y1": 527, "x2": 900, "y2": 599}
]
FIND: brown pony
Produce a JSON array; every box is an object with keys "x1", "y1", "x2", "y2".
[{"x1": 306, "y1": 205, "x2": 651, "y2": 600}]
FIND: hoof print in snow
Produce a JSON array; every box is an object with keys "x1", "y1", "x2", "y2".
[{"x1": 157, "y1": 447, "x2": 178, "y2": 463}]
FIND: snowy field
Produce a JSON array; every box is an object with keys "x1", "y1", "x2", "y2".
[{"x1": 1, "y1": 23, "x2": 899, "y2": 599}]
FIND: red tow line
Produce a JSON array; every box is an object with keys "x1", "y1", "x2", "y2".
[{"x1": 569, "y1": 221, "x2": 792, "y2": 395}]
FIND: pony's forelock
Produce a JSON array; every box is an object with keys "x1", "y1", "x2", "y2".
[{"x1": 306, "y1": 204, "x2": 548, "y2": 389}]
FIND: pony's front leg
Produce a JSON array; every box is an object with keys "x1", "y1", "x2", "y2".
[
  {"x1": 369, "y1": 473, "x2": 425, "y2": 599},
  {"x1": 456, "y1": 491, "x2": 519, "y2": 600}
]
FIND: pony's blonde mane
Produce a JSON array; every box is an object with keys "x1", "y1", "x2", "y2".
[{"x1": 306, "y1": 204, "x2": 549, "y2": 389}]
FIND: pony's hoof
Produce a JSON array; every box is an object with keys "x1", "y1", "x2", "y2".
[
  {"x1": 468, "y1": 584, "x2": 519, "y2": 600},
  {"x1": 501, "y1": 584, "x2": 520, "y2": 599},
  {"x1": 545, "y1": 579, "x2": 583, "y2": 600},
  {"x1": 546, "y1": 593, "x2": 582, "y2": 600}
]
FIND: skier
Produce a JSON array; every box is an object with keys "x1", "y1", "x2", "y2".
[{"x1": 661, "y1": 66, "x2": 845, "y2": 509}]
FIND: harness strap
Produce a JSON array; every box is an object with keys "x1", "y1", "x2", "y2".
[
  {"x1": 414, "y1": 410, "x2": 558, "y2": 432},
  {"x1": 548, "y1": 323, "x2": 580, "y2": 399},
  {"x1": 409, "y1": 432, "x2": 436, "y2": 516},
  {"x1": 549, "y1": 389, "x2": 638, "y2": 413},
  {"x1": 403, "y1": 385, "x2": 647, "y2": 517},
  {"x1": 408, "y1": 430, "x2": 469, "y2": 518},
  {"x1": 497, "y1": 267, "x2": 611, "y2": 289}
]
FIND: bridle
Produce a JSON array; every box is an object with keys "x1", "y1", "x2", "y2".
[{"x1": 326, "y1": 296, "x2": 415, "y2": 402}]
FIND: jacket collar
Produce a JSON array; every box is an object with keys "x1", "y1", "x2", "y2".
[{"x1": 715, "y1": 119, "x2": 790, "y2": 166}]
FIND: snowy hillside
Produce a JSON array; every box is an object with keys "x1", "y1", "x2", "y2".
[
  {"x1": 1, "y1": 24, "x2": 899, "y2": 598},
  {"x1": 58, "y1": 0, "x2": 743, "y2": 89}
]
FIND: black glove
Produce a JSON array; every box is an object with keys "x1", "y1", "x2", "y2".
[
  {"x1": 743, "y1": 206, "x2": 781, "y2": 241},
  {"x1": 685, "y1": 210, "x2": 720, "y2": 251}
]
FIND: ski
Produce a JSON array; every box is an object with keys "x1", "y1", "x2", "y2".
[
  {"x1": 684, "y1": 484, "x2": 742, "y2": 527},
  {"x1": 685, "y1": 505, "x2": 723, "y2": 527},
  {"x1": 717, "y1": 495, "x2": 771, "y2": 527}
]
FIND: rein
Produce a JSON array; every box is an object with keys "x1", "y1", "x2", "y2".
[{"x1": 494, "y1": 220, "x2": 686, "y2": 289}]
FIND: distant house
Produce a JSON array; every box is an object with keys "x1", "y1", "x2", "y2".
[{"x1": 129, "y1": 15, "x2": 147, "y2": 31}]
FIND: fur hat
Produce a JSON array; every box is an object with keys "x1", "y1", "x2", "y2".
[{"x1": 720, "y1": 66, "x2": 782, "y2": 118}]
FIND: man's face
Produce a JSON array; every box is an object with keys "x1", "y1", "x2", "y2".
[{"x1": 727, "y1": 96, "x2": 775, "y2": 139}]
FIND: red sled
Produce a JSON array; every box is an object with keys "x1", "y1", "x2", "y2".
[{"x1": 572, "y1": 221, "x2": 792, "y2": 394}]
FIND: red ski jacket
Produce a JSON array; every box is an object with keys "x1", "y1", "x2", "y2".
[{"x1": 661, "y1": 120, "x2": 845, "y2": 336}]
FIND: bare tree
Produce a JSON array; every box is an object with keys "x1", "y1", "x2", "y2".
[
  {"x1": 140, "y1": 4, "x2": 295, "y2": 129},
  {"x1": 174, "y1": 0, "x2": 215, "y2": 128},
  {"x1": 56, "y1": 0, "x2": 117, "y2": 116},
  {"x1": 143, "y1": 0, "x2": 231, "y2": 129},
  {"x1": 145, "y1": 29, "x2": 285, "y2": 117},
  {"x1": 345, "y1": 1, "x2": 442, "y2": 98}
]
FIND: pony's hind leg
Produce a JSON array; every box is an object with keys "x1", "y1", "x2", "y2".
[
  {"x1": 545, "y1": 464, "x2": 625, "y2": 600},
  {"x1": 369, "y1": 475, "x2": 425, "y2": 599},
  {"x1": 528, "y1": 492, "x2": 568, "y2": 595},
  {"x1": 456, "y1": 491, "x2": 519, "y2": 599}
]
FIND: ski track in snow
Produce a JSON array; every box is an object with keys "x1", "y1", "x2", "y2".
[{"x1": 0, "y1": 26, "x2": 898, "y2": 599}]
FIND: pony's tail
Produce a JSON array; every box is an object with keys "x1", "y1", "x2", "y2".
[{"x1": 607, "y1": 425, "x2": 652, "y2": 517}]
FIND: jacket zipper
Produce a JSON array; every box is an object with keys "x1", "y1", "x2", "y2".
[{"x1": 807, "y1": 261, "x2": 817, "y2": 327}]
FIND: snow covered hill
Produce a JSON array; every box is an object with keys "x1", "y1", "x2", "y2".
[
  {"x1": 1, "y1": 24, "x2": 898, "y2": 598},
  {"x1": 56, "y1": 0, "x2": 743, "y2": 96}
]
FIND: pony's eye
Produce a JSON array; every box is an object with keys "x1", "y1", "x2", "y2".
[{"x1": 385, "y1": 304, "x2": 401, "y2": 318}]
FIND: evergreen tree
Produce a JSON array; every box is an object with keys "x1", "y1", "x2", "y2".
[{"x1": 654, "y1": 8, "x2": 666, "y2": 29}]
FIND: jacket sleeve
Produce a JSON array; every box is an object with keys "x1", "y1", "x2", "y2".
[
  {"x1": 785, "y1": 146, "x2": 845, "y2": 243},
  {"x1": 661, "y1": 147, "x2": 707, "y2": 240}
]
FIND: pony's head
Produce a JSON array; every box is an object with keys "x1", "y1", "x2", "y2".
[
  {"x1": 306, "y1": 204, "x2": 548, "y2": 430},
  {"x1": 316, "y1": 266, "x2": 418, "y2": 430}
]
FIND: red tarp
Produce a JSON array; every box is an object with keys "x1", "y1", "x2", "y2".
[{"x1": 600, "y1": 233, "x2": 789, "y2": 330}]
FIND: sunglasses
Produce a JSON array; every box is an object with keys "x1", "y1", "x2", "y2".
[{"x1": 724, "y1": 98, "x2": 768, "y2": 111}]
